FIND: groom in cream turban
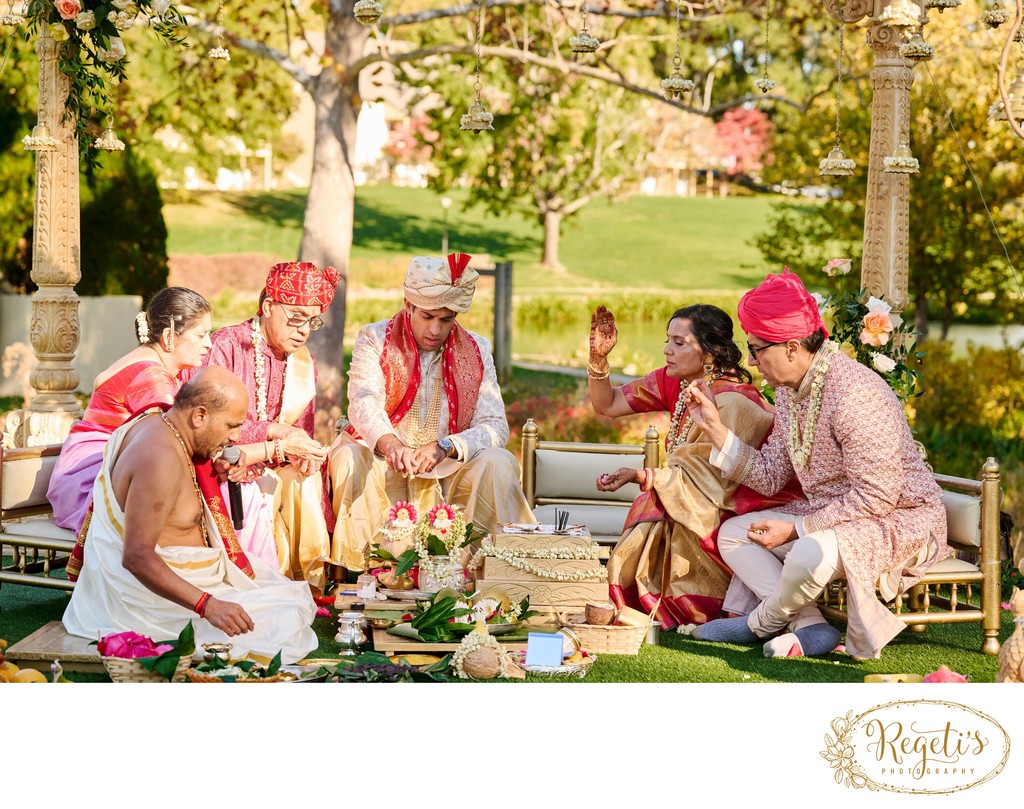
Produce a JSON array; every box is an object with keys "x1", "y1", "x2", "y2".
[{"x1": 326, "y1": 253, "x2": 535, "y2": 579}]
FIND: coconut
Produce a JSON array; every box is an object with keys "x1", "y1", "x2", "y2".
[
  {"x1": 585, "y1": 601, "x2": 617, "y2": 626},
  {"x1": 461, "y1": 647, "x2": 503, "y2": 679}
]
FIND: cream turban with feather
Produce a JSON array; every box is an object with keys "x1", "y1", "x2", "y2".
[{"x1": 403, "y1": 253, "x2": 478, "y2": 314}]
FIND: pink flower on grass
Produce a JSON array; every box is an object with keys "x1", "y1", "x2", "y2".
[{"x1": 54, "y1": 0, "x2": 82, "y2": 20}]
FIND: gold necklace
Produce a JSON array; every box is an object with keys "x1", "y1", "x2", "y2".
[{"x1": 160, "y1": 414, "x2": 211, "y2": 547}]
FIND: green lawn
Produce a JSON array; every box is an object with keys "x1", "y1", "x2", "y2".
[
  {"x1": 0, "y1": 578, "x2": 1009, "y2": 683},
  {"x1": 164, "y1": 187, "x2": 783, "y2": 295}
]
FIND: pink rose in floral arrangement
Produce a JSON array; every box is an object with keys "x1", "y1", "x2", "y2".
[
  {"x1": 97, "y1": 630, "x2": 172, "y2": 659},
  {"x1": 54, "y1": 0, "x2": 82, "y2": 20}
]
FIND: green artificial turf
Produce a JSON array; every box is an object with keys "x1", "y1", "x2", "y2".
[{"x1": 1, "y1": 577, "x2": 1008, "y2": 684}]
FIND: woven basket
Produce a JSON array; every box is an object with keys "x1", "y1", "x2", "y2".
[
  {"x1": 184, "y1": 668, "x2": 284, "y2": 684},
  {"x1": 563, "y1": 622, "x2": 647, "y2": 656},
  {"x1": 103, "y1": 655, "x2": 192, "y2": 683}
]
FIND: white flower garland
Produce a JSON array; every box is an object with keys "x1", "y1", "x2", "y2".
[
  {"x1": 417, "y1": 551, "x2": 465, "y2": 591},
  {"x1": 665, "y1": 380, "x2": 693, "y2": 454},
  {"x1": 417, "y1": 504, "x2": 467, "y2": 555},
  {"x1": 468, "y1": 543, "x2": 606, "y2": 582},
  {"x1": 251, "y1": 316, "x2": 269, "y2": 422},
  {"x1": 787, "y1": 342, "x2": 838, "y2": 472}
]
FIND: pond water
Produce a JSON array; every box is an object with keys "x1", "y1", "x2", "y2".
[{"x1": 511, "y1": 318, "x2": 1024, "y2": 373}]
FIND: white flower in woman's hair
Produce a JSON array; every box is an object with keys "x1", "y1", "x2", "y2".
[
  {"x1": 871, "y1": 352, "x2": 897, "y2": 373},
  {"x1": 135, "y1": 312, "x2": 149, "y2": 344}
]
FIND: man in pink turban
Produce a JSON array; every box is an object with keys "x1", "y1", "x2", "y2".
[
  {"x1": 197, "y1": 261, "x2": 341, "y2": 594},
  {"x1": 326, "y1": 253, "x2": 535, "y2": 583},
  {"x1": 680, "y1": 268, "x2": 947, "y2": 660}
]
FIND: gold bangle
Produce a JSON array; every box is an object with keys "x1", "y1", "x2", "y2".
[{"x1": 587, "y1": 362, "x2": 611, "y2": 380}]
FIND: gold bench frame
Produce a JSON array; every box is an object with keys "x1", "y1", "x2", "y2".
[
  {"x1": 520, "y1": 418, "x2": 660, "y2": 545},
  {"x1": 0, "y1": 443, "x2": 75, "y2": 591}
]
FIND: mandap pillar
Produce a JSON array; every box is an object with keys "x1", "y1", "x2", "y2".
[
  {"x1": 826, "y1": 1, "x2": 913, "y2": 313},
  {"x1": 4, "y1": 33, "x2": 83, "y2": 448}
]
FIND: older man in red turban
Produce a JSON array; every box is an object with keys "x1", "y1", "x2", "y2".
[
  {"x1": 682, "y1": 268, "x2": 947, "y2": 660},
  {"x1": 198, "y1": 261, "x2": 341, "y2": 594}
]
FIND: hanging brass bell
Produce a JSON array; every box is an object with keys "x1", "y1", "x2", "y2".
[
  {"x1": 818, "y1": 146, "x2": 856, "y2": 177},
  {"x1": 460, "y1": 101, "x2": 494, "y2": 133},
  {"x1": 22, "y1": 122, "x2": 58, "y2": 151}
]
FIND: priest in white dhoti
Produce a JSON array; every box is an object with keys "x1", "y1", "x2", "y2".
[
  {"x1": 327, "y1": 253, "x2": 536, "y2": 578},
  {"x1": 63, "y1": 367, "x2": 318, "y2": 664}
]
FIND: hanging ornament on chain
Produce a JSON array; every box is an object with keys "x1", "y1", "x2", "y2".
[
  {"x1": 569, "y1": 3, "x2": 600, "y2": 54},
  {"x1": 208, "y1": 1, "x2": 230, "y2": 60},
  {"x1": 662, "y1": 1, "x2": 694, "y2": 99},
  {"x1": 883, "y1": 140, "x2": 919, "y2": 174},
  {"x1": 899, "y1": 26, "x2": 936, "y2": 63},
  {"x1": 1, "y1": 0, "x2": 25, "y2": 26},
  {"x1": 819, "y1": 22, "x2": 856, "y2": 177},
  {"x1": 755, "y1": 0, "x2": 776, "y2": 93},
  {"x1": 901, "y1": 1, "x2": 933, "y2": 62},
  {"x1": 460, "y1": 0, "x2": 494, "y2": 133},
  {"x1": 353, "y1": 0, "x2": 384, "y2": 26},
  {"x1": 982, "y1": 6, "x2": 1010, "y2": 28},
  {"x1": 94, "y1": 116, "x2": 126, "y2": 151},
  {"x1": 22, "y1": 123, "x2": 58, "y2": 152}
]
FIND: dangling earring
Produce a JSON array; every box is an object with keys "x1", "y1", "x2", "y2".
[
  {"x1": 703, "y1": 359, "x2": 716, "y2": 380},
  {"x1": 166, "y1": 321, "x2": 176, "y2": 353}
]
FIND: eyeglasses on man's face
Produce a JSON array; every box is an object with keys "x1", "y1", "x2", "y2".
[
  {"x1": 277, "y1": 305, "x2": 324, "y2": 331},
  {"x1": 746, "y1": 340, "x2": 783, "y2": 361}
]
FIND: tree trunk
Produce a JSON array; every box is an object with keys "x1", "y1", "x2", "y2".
[
  {"x1": 299, "y1": 4, "x2": 368, "y2": 423},
  {"x1": 914, "y1": 296, "x2": 929, "y2": 339},
  {"x1": 540, "y1": 208, "x2": 564, "y2": 270}
]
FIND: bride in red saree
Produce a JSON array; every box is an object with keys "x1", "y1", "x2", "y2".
[{"x1": 589, "y1": 304, "x2": 799, "y2": 630}]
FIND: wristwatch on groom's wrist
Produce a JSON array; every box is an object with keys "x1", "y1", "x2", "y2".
[{"x1": 438, "y1": 437, "x2": 455, "y2": 458}]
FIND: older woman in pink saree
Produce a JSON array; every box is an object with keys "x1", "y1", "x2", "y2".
[{"x1": 589, "y1": 304, "x2": 800, "y2": 630}]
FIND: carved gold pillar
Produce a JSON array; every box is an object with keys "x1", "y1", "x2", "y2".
[
  {"x1": 827, "y1": 1, "x2": 913, "y2": 312},
  {"x1": 5, "y1": 33, "x2": 82, "y2": 447}
]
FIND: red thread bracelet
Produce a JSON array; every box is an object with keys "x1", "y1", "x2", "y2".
[{"x1": 194, "y1": 592, "x2": 212, "y2": 617}]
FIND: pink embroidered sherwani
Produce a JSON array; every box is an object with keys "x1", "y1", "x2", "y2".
[
  {"x1": 716, "y1": 349, "x2": 947, "y2": 659},
  {"x1": 202, "y1": 322, "x2": 330, "y2": 590},
  {"x1": 327, "y1": 320, "x2": 535, "y2": 570}
]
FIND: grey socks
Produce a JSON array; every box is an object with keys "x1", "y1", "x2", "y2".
[
  {"x1": 763, "y1": 623, "x2": 841, "y2": 658},
  {"x1": 690, "y1": 616, "x2": 759, "y2": 644}
]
